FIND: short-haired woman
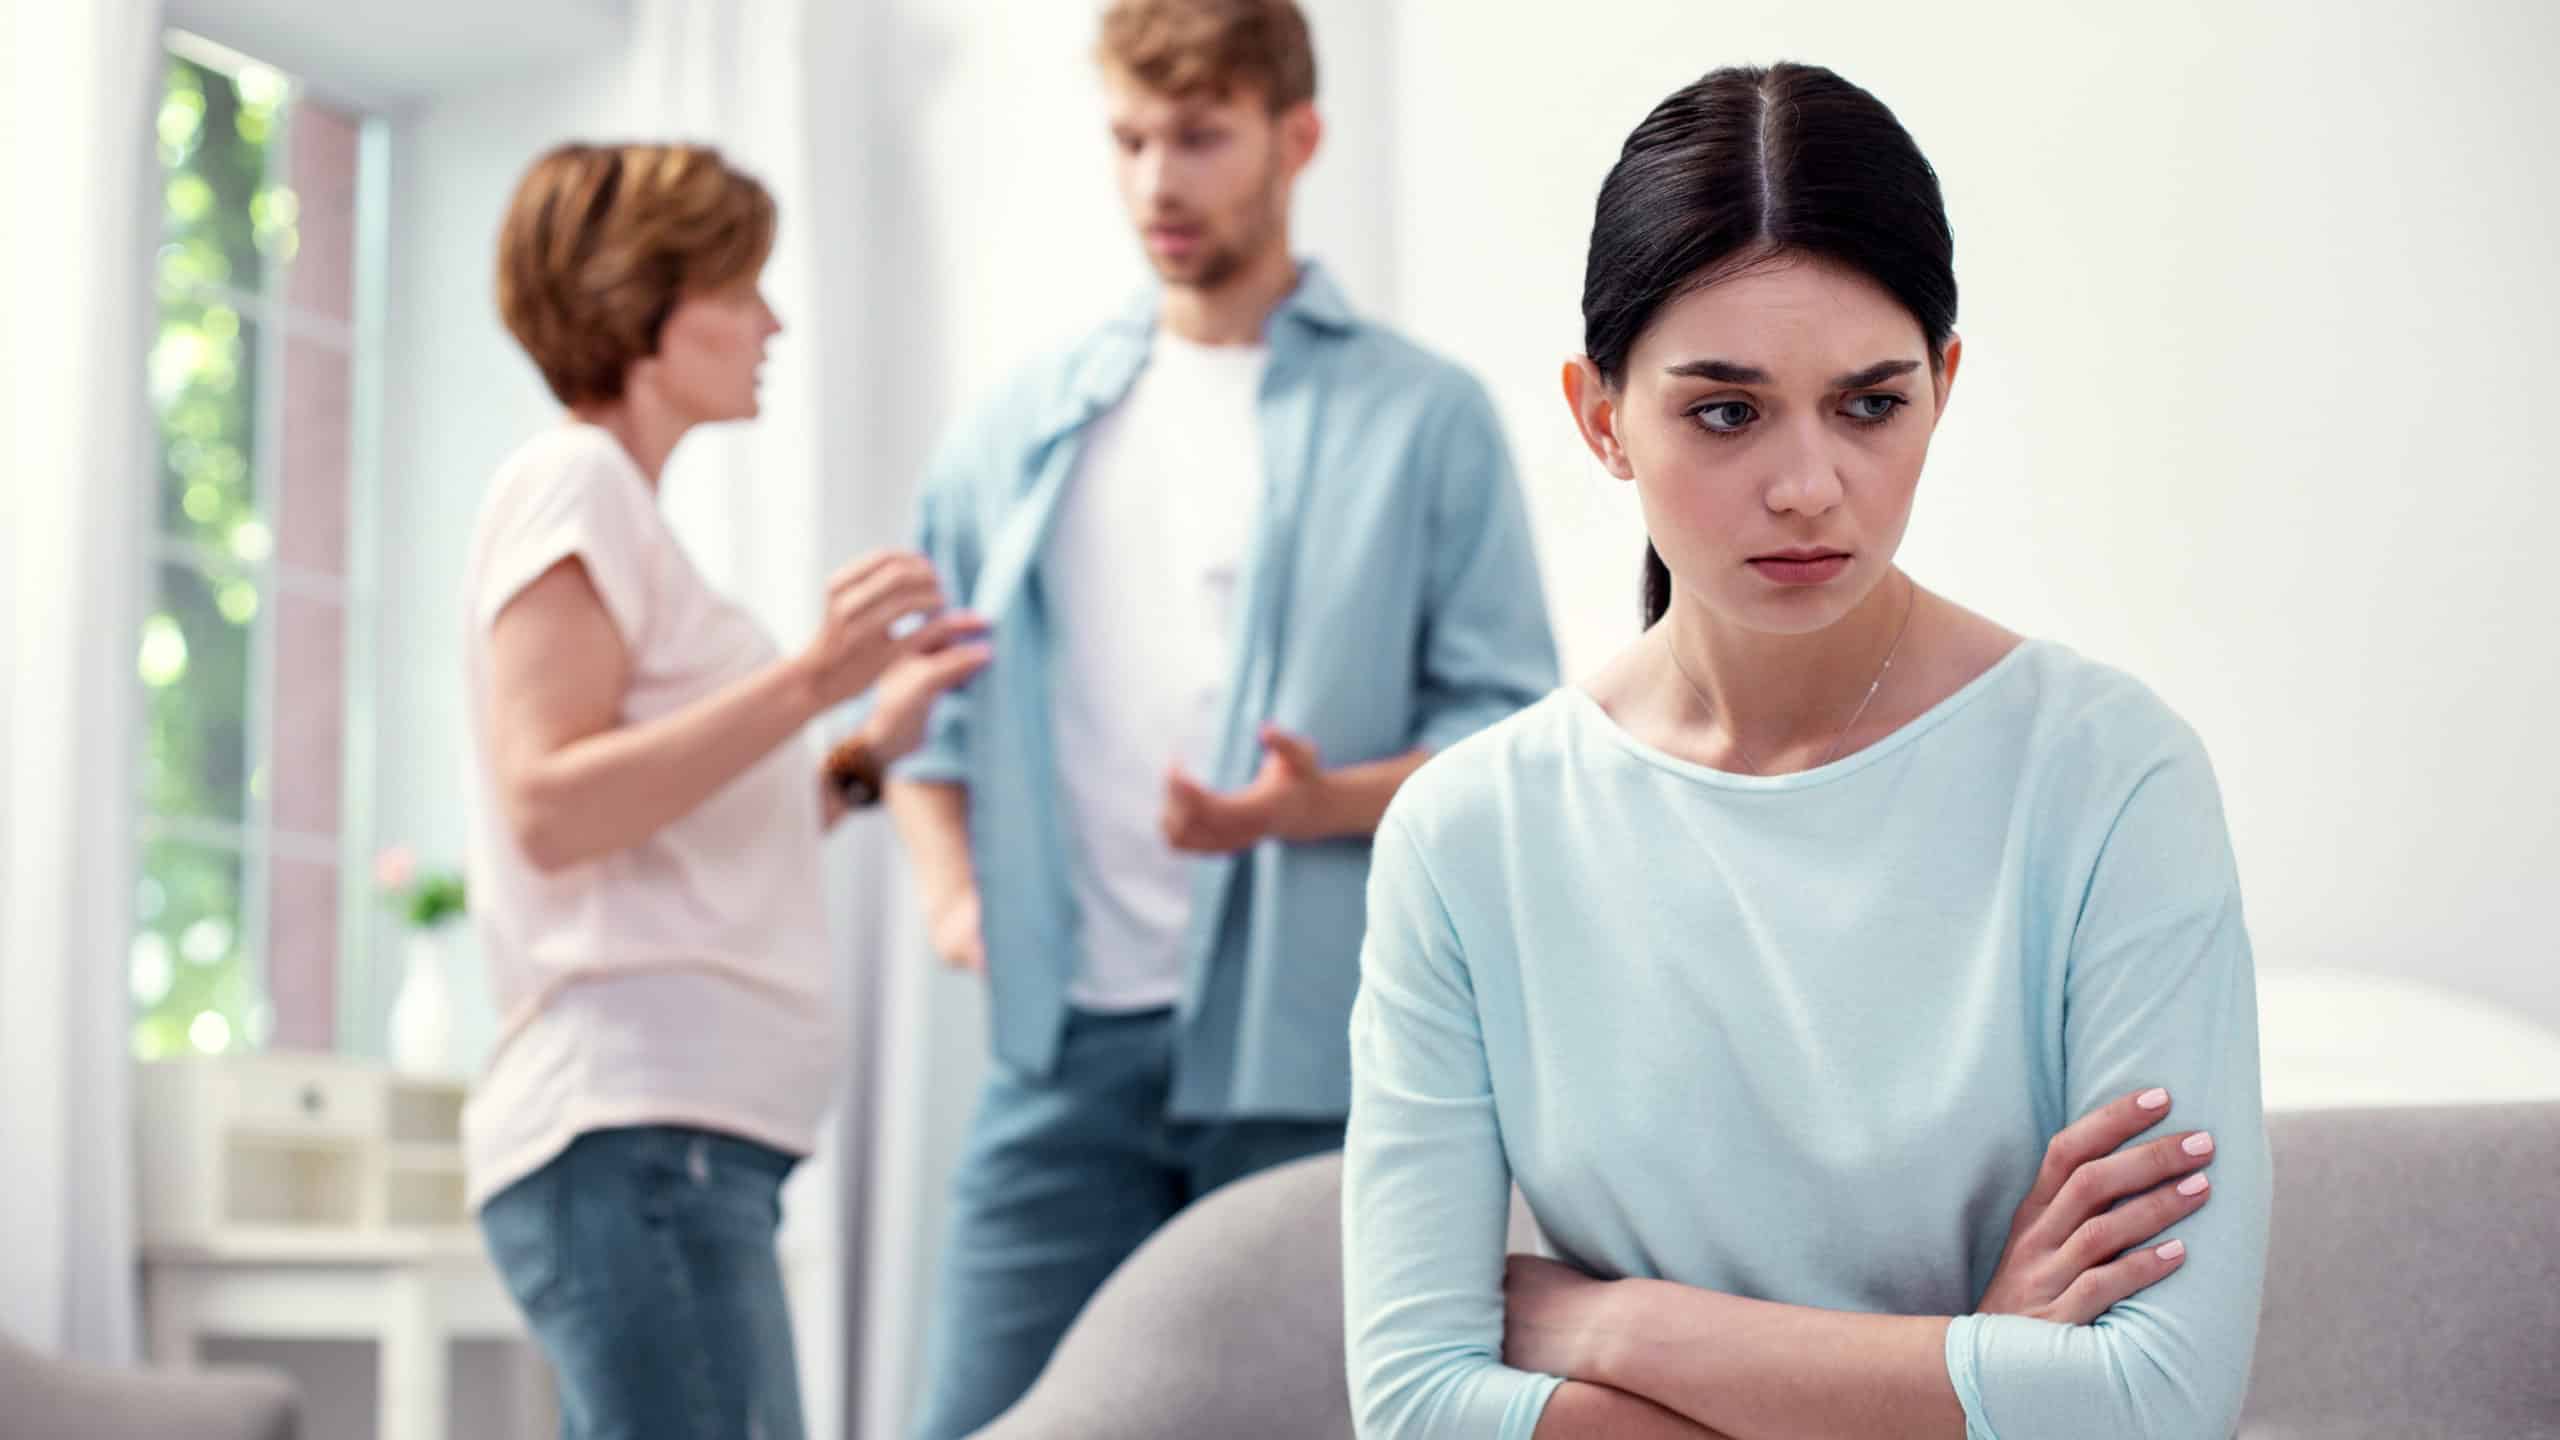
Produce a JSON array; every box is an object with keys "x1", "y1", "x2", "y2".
[{"x1": 466, "y1": 142, "x2": 987, "y2": 1440}]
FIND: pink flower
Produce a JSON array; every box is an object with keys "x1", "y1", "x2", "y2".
[{"x1": 374, "y1": 846, "x2": 417, "y2": 893}]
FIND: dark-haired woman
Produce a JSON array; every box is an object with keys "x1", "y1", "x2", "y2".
[{"x1": 1342, "y1": 64, "x2": 2268, "y2": 1440}]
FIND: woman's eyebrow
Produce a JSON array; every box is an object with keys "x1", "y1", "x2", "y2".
[
  {"x1": 1664, "y1": 358, "x2": 1769, "y2": 384},
  {"x1": 1661, "y1": 357, "x2": 1922, "y2": 389},
  {"x1": 1831, "y1": 358, "x2": 1922, "y2": 389}
]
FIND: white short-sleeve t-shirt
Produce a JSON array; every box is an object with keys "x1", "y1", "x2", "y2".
[
  {"x1": 1045, "y1": 333, "x2": 1267, "y2": 1011},
  {"x1": 458, "y1": 421, "x2": 839, "y2": 1210}
]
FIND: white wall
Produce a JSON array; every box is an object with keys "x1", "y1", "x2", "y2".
[{"x1": 1388, "y1": 0, "x2": 2560, "y2": 1027}]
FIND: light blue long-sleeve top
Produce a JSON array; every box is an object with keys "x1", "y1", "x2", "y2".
[
  {"x1": 1342, "y1": 639, "x2": 2271, "y2": 1440},
  {"x1": 889, "y1": 262, "x2": 1558, "y2": 1114}
]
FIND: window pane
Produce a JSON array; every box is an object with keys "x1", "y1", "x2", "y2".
[
  {"x1": 139, "y1": 40, "x2": 359, "y2": 1064},
  {"x1": 277, "y1": 336, "x2": 351, "y2": 578},
  {"x1": 142, "y1": 558, "x2": 256, "y2": 824},
  {"x1": 132, "y1": 836, "x2": 260, "y2": 1060},
  {"x1": 151, "y1": 298, "x2": 264, "y2": 568},
  {"x1": 266, "y1": 855, "x2": 338, "y2": 1052},
  {"x1": 285, "y1": 99, "x2": 359, "y2": 325},
  {"x1": 157, "y1": 54, "x2": 280, "y2": 300},
  {"x1": 271, "y1": 587, "x2": 344, "y2": 835}
]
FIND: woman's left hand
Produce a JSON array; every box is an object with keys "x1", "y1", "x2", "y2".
[
  {"x1": 857, "y1": 611, "x2": 991, "y2": 762},
  {"x1": 1502, "y1": 1253, "x2": 1622, "y2": 1379}
]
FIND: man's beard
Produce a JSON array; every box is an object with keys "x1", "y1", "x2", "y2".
[
  {"x1": 1148, "y1": 236, "x2": 1243, "y2": 289},
  {"x1": 1147, "y1": 176, "x2": 1281, "y2": 292}
]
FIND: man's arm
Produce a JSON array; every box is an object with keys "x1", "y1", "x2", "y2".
[
  {"x1": 1160, "y1": 731, "x2": 1431, "y2": 853},
  {"x1": 884, "y1": 779, "x2": 984, "y2": 973},
  {"x1": 1291, "y1": 748, "x2": 1432, "y2": 839},
  {"x1": 879, "y1": 414, "x2": 993, "y2": 967}
]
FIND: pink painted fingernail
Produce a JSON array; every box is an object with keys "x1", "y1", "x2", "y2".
[
  {"x1": 2182, "y1": 1132, "x2": 2215, "y2": 1156},
  {"x1": 2136, "y1": 1088, "x2": 2170, "y2": 1110},
  {"x1": 2177, "y1": 1173, "x2": 2210, "y2": 1197},
  {"x1": 2156, "y1": 1240, "x2": 2187, "y2": 1261}
]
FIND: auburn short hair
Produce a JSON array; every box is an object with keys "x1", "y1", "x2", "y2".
[
  {"x1": 1096, "y1": 0, "x2": 1316, "y2": 111},
  {"x1": 494, "y1": 143, "x2": 775, "y2": 407}
]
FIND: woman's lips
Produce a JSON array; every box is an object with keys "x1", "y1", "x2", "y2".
[{"x1": 1747, "y1": 553, "x2": 1851, "y2": 586}]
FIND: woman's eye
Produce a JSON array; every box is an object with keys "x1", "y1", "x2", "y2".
[
  {"x1": 1694, "y1": 401, "x2": 1756, "y2": 434},
  {"x1": 1844, "y1": 393, "x2": 1906, "y2": 424}
]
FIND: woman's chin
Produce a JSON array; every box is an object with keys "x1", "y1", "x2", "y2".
[{"x1": 1709, "y1": 588, "x2": 1864, "y2": 638}]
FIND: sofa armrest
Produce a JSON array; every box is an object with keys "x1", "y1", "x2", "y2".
[
  {"x1": 2244, "y1": 1101, "x2": 2560, "y2": 1437},
  {"x1": 0, "y1": 1331, "x2": 297, "y2": 1440}
]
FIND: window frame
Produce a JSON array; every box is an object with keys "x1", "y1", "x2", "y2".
[{"x1": 136, "y1": 29, "x2": 385, "y2": 1061}]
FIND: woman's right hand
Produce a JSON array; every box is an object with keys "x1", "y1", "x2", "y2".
[
  {"x1": 797, "y1": 551, "x2": 950, "y2": 709},
  {"x1": 859, "y1": 611, "x2": 991, "y2": 762},
  {"x1": 1976, "y1": 1087, "x2": 2216, "y2": 1324}
]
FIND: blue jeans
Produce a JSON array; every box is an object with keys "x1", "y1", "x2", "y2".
[
  {"x1": 480, "y1": 1126, "x2": 805, "y2": 1440},
  {"x1": 909, "y1": 1007, "x2": 1345, "y2": 1440}
]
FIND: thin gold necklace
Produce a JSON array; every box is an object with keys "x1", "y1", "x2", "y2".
[{"x1": 1667, "y1": 574, "x2": 1917, "y2": 776}]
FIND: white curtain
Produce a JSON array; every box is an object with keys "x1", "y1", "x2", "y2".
[
  {"x1": 621, "y1": 6, "x2": 893, "y2": 1436},
  {"x1": 623, "y1": 0, "x2": 824, "y2": 633},
  {"x1": 0, "y1": 0, "x2": 163, "y2": 1363}
]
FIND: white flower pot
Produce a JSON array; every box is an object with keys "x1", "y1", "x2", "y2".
[{"x1": 386, "y1": 930, "x2": 456, "y2": 1077}]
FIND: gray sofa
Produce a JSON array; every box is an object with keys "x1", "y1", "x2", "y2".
[
  {"x1": 0, "y1": 1330, "x2": 297, "y2": 1440},
  {"x1": 978, "y1": 1102, "x2": 2560, "y2": 1439}
]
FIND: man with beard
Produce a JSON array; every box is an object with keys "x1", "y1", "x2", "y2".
[{"x1": 887, "y1": 3, "x2": 1557, "y2": 1433}]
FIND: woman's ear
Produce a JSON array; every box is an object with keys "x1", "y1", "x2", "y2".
[
  {"x1": 1931, "y1": 333, "x2": 1963, "y2": 422},
  {"x1": 1562, "y1": 355, "x2": 1635, "y2": 480}
]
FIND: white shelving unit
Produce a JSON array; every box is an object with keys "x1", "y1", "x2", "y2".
[
  {"x1": 136, "y1": 1053, "x2": 472, "y2": 1251},
  {"x1": 135, "y1": 1054, "x2": 546, "y2": 1440}
]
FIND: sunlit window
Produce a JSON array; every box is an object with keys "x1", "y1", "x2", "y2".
[{"x1": 135, "y1": 33, "x2": 369, "y2": 1061}]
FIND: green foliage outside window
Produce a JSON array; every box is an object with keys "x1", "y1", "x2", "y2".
[{"x1": 132, "y1": 48, "x2": 304, "y2": 1062}]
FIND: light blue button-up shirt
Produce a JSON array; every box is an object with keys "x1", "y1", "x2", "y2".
[{"x1": 892, "y1": 263, "x2": 1560, "y2": 1116}]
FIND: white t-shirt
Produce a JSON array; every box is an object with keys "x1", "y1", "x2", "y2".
[
  {"x1": 1045, "y1": 332, "x2": 1267, "y2": 1011},
  {"x1": 458, "y1": 422, "x2": 839, "y2": 1210}
]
